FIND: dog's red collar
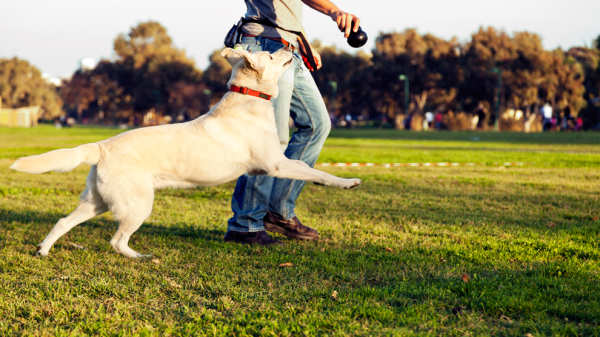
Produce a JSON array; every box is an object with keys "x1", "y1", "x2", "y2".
[{"x1": 229, "y1": 85, "x2": 271, "y2": 101}]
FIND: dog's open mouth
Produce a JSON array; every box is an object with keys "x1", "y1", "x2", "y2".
[{"x1": 284, "y1": 58, "x2": 293, "y2": 67}]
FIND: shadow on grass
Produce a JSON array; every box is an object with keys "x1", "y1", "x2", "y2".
[
  {"x1": 0, "y1": 208, "x2": 224, "y2": 245},
  {"x1": 1, "y1": 209, "x2": 600, "y2": 333}
]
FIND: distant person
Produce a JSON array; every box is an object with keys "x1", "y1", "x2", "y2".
[
  {"x1": 542, "y1": 103, "x2": 553, "y2": 131},
  {"x1": 561, "y1": 115, "x2": 568, "y2": 131},
  {"x1": 223, "y1": 0, "x2": 362, "y2": 245},
  {"x1": 345, "y1": 114, "x2": 353, "y2": 128},
  {"x1": 474, "y1": 103, "x2": 485, "y2": 128},
  {"x1": 470, "y1": 114, "x2": 479, "y2": 131},
  {"x1": 425, "y1": 111, "x2": 434, "y2": 129},
  {"x1": 435, "y1": 111, "x2": 443, "y2": 129},
  {"x1": 404, "y1": 114, "x2": 412, "y2": 130},
  {"x1": 563, "y1": 106, "x2": 574, "y2": 131},
  {"x1": 576, "y1": 116, "x2": 583, "y2": 131},
  {"x1": 551, "y1": 116, "x2": 557, "y2": 131}
]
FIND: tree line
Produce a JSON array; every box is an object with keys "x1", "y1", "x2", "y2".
[
  {"x1": 312, "y1": 28, "x2": 599, "y2": 129},
  {"x1": 1, "y1": 21, "x2": 599, "y2": 129}
]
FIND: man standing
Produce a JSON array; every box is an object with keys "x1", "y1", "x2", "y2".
[
  {"x1": 224, "y1": 0, "x2": 361, "y2": 245},
  {"x1": 542, "y1": 103, "x2": 553, "y2": 132}
]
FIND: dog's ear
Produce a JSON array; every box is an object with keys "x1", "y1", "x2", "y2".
[
  {"x1": 220, "y1": 48, "x2": 258, "y2": 70},
  {"x1": 220, "y1": 48, "x2": 242, "y2": 65}
]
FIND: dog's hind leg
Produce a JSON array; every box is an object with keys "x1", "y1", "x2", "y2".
[
  {"x1": 108, "y1": 186, "x2": 154, "y2": 258},
  {"x1": 37, "y1": 166, "x2": 108, "y2": 256}
]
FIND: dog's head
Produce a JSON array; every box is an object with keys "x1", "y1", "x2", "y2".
[{"x1": 221, "y1": 47, "x2": 294, "y2": 97}]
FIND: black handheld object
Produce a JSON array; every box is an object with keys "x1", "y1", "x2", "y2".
[{"x1": 347, "y1": 26, "x2": 368, "y2": 48}]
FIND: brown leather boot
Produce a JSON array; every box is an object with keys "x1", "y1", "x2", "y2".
[{"x1": 263, "y1": 211, "x2": 319, "y2": 240}]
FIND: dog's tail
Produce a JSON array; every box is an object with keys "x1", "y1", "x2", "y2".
[{"x1": 10, "y1": 143, "x2": 101, "y2": 174}]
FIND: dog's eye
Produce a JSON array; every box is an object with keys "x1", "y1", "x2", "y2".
[{"x1": 269, "y1": 55, "x2": 274, "y2": 60}]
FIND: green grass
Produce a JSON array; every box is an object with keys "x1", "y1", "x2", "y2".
[
  {"x1": 1, "y1": 126, "x2": 600, "y2": 335},
  {"x1": 3, "y1": 126, "x2": 600, "y2": 167}
]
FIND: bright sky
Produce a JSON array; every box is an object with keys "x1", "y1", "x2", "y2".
[{"x1": 1, "y1": 0, "x2": 599, "y2": 77}]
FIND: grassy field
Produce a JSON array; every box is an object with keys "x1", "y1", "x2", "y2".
[{"x1": 1, "y1": 125, "x2": 600, "y2": 335}]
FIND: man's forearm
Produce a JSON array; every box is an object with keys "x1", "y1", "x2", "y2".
[{"x1": 301, "y1": 0, "x2": 341, "y2": 16}]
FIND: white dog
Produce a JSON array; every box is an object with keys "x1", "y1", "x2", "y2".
[{"x1": 11, "y1": 47, "x2": 362, "y2": 258}]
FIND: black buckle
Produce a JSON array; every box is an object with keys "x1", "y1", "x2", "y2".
[{"x1": 239, "y1": 87, "x2": 249, "y2": 95}]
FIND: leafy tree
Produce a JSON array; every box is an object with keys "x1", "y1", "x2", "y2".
[
  {"x1": 566, "y1": 45, "x2": 600, "y2": 126},
  {"x1": 542, "y1": 50, "x2": 586, "y2": 115},
  {"x1": 311, "y1": 41, "x2": 373, "y2": 119},
  {"x1": 0, "y1": 57, "x2": 63, "y2": 119},
  {"x1": 60, "y1": 21, "x2": 205, "y2": 123},
  {"x1": 567, "y1": 47, "x2": 599, "y2": 98},
  {"x1": 371, "y1": 29, "x2": 461, "y2": 123},
  {"x1": 459, "y1": 27, "x2": 513, "y2": 126},
  {"x1": 459, "y1": 27, "x2": 586, "y2": 128},
  {"x1": 91, "y1": 61, "x2": 125, "y2": 123},
  {"x1": 111, "y1": 21, "x2": 203, "y2": 117},
  {"x1": 202, "y1": 49, "x2": 232, "y2": 99},
  {"x1": 60, "y1": 70, "x2": 97, "y2": 121},
  {"x1": 506, "y1": 32, "x2": 550, "y2": 113},
  {"x1": 168, "y1": 81, "x2": 210, "y2": 120}
]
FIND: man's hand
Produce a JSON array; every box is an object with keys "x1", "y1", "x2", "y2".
[
  {"x1": 301, "y1": 0, "x2": 361, "y2": 38},
  {"x1": 329, "y1": 10, "x2": 360, "y2": 38}
]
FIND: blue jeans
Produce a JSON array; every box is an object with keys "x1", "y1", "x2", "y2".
[{"x1": 227, "y1": 36, "x2": 331, "y2": 232}]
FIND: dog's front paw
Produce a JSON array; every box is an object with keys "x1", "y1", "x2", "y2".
[
  {"x1": 35, "y1": 244, "x2": 48, "y2": 257},
  {"x1": 344, "y1": 178, "x2": 362, "y2": 189}
]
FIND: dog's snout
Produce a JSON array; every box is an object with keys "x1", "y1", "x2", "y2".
[{"x1": 284, "y1": 45, "x2": 291, "y2": 52}]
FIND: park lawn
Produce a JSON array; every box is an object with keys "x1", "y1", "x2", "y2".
[
  {"x1": 2, "y1": 125, "x2": 600, "y2": 167},
  {"x1": 0, "y1": 126, "x2": 599, "y2": 335}
]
